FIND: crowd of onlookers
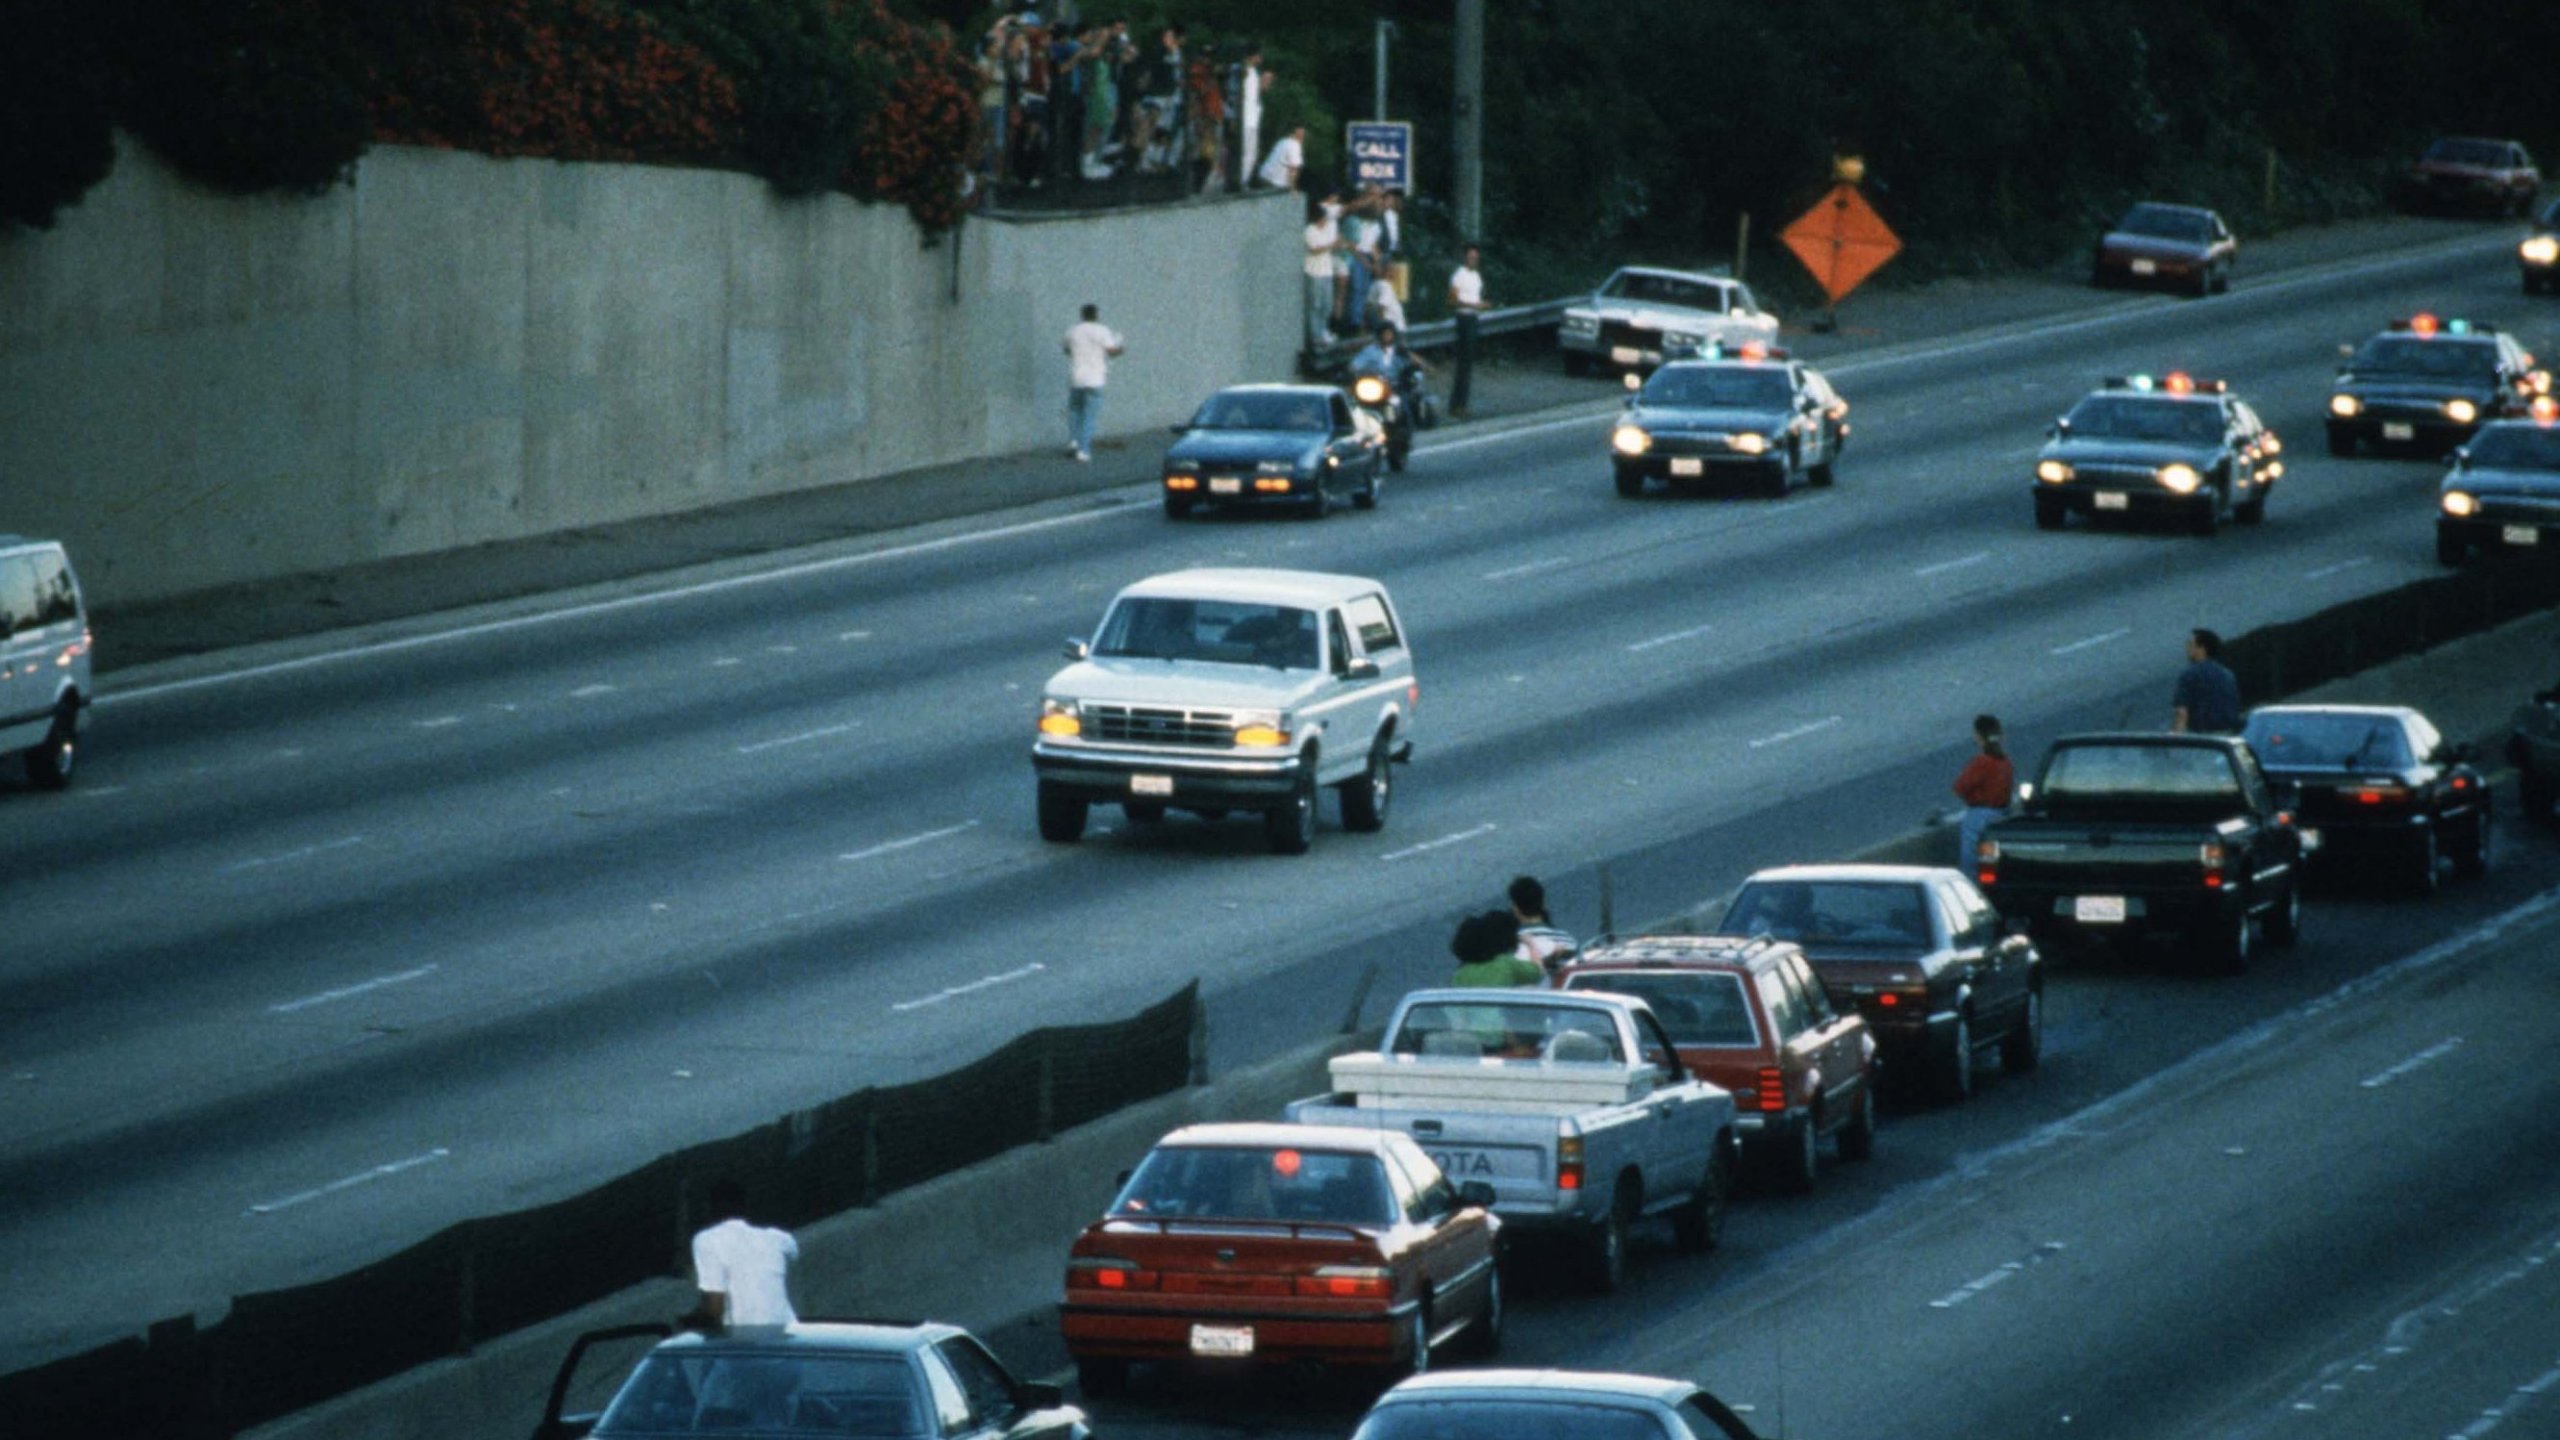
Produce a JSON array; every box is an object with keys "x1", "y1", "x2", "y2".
[
  {"x1": 974, "y1": 10, "x2": 1280, "y2": 196},
  {"x1": 1299, "y1": 186, "x2": 1408, "y2": 349}
]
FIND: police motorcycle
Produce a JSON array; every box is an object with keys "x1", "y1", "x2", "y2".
[{"x1": 1348, "y1": 331, "x2": 1436, "y2": 473}]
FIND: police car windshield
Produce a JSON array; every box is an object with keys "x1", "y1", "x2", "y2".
[
  {"x1": 2426, "y1": 138, "x2": 2512, "y2": 167},
  {"x1": 2118, "y1": 205, "x2": 2211, "y2": 242},
  {"x1": 1112, "y1": 1145, "x2": 1395, "y2": 1225},
  {"x1": 1191, "y1": 392, "x2": 1330, "y2": 431},
  {"x1": 1601, "y1": 272, "x2": 1724, "y2": 309},
  {"x1": 1093, "y1": 598, "x2": 1320, "y2": 669},
  {"x1": 2241, "y1": 713, "x2": 2411, "y2": 771},
  {"x1": 2464, "y1": 425, "x2": 2560, "y2": 469},
  {"x1": 1642, "y1": 367, "x2": 1791, "y2": 409},
  {"x1": 2064, "y1": 396, "x2": 2223, "y2": 443},
  {"x1": 2352, "y1": 337, "x2": 2497, "y2": 379}
]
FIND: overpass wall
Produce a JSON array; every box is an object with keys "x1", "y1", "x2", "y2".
[{"x1": 0, "y1": 138, "x2": 1300, "y2": 606}]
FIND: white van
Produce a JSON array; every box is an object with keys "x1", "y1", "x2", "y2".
[{"x1": 0, "y1": 536, "x2": 92, "y2": 788}]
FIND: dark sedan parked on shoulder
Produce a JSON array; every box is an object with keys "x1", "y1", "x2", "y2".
[
  {"x1": 1162, "y1": 384, "x2": 1384, "y2": 520},
  {"x1": 2439, "y1": 409, "x2": 2560, "y2": 564},
  {"x1": 2242, "y1": 704, "x2": 2490, "y2": 896},
  {"x1": 2092, "y1": 202, "x2": 2236, "y2": 296},
  {"x1": 2397, "y1": 135, "x2": 2540, "y2": 217},
  {"x1": 2033, "y1": 373, "x2": 2282, "y2": 535}
]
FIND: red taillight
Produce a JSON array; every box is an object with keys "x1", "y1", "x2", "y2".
[
  {"x1": 1976, "y1": 838, "x2": 1999, "y2": 888},
  {"x1": 1876, "y1": 992, "x2": 1900, "y2": 1007},
  {"x1": 2355, "y1": 784, "x2": 2408, "y2": 806},
  {"x1": 1067, "y1": 1258, "x2": 1158, "y2": 1292},
  {"x1": 1558, "y1": 1132, "x2": 1584, "y2": 1191},
  {"x1": 2200, "y1": 841, "x2": 2227, "y2": 889},
  {"x1": 1754, "y1": 1067, "x2": 1788, "y2": 1113},
  {"x1": 2452, "y1": 776, "x2": 2473, "y2": 791},
  {"x1": 1296, "y1": 1266, "x2": 1393, "y2": 1300}
]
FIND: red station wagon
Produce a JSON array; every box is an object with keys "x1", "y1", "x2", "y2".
[
  {"x1": 1060, "y1": 1123, "x2": 1500, "y2": 1395},
  {"x1": 1556, "y1": 936, "x2": 1876, "y2": 1194}
]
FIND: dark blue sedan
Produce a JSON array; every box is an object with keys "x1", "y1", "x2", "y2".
[{"x1": 1161, "y1": 384, "x2": 1385, "y2": 520}]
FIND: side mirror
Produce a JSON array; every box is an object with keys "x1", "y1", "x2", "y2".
[
  {"x1": 1345, "y1": 658, "x2": 1381, "y2": 680},
  {"x1": 2450, "y1": 448, "x2": 2469, "y2": 468},
  {"x1": 1114, "y1": 1168, "x2": 1133, "y2": 1188},
  {"x1": 1623, "y1": 371, "x2": 1643, "y2": 392},
  {"x1": 1017, "y1": 1382, "x2": 1065, "y2": 1411},
  {"x1": 2338, "y1": 343, "x2": 2356, "y2": 360},
  {"x1": 1062, "y1": 638, "x2": 1091, "y2": 661},
  {"x1": 2052, "y1": 417, "x2": 2071, "y2": 437},
  {"x1": 1457, "y1": 1180, "x2": 1498, "y2": 1209}
]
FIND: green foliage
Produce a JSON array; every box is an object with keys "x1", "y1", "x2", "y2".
[
  {"x1": 0, "y1": 3, "x2": 117, "y2": 228},
  {"x1": 650, "y1": 0, "x2": 891, "y2": 196},
  {"x1": 109, "y1": 0, "x2": 375, "y2": 197}
]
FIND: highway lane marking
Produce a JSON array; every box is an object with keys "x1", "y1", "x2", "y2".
[
  {"x1": 890, "y1": 962, "x2": 1046, "y2": 1013},
  {"x1": 840, "y1": 820, "x2": 979, "y2": 864},
  {"x1": 570, "y1": 683, "x2": 618, "y2": 698},
  {"x1": 839, "y1": 630, "x2": 873, "y2": 642},
  {"x1": 2266, "y1": 1229, "x2": 2560, "y2": 1425},
  {"x1": 1482, "y1": 556, "x2": 1574, "y2": 581},
  {"x1": 2453, "y1": 1363, "x2": 2560, "y2": 1438},
  {"x1": 270, "y1": 964, "x2": 439, "y2": 1015},
  {"x1": 1929, "y1": 1262, "x2": 2020, "y2": 1309},
  {"x1": 1913, "y1": 550, "x2": 1991, "y2": 577},
  {"x1": 224, "y1": 835, "x2": 367, "y2": 874},
  {"x1": 736, "y1": 721, "x2": 861, "y2": 755},
  {"x1": 1749, "y1": 715, "x2": 1843, "y2": 749},
  {"x1": 2050, "y1": 627, "x2": 2133, "y2": 656},
  {"x1": 414, "y1": 715, "x2": 463, "y2": 729},
  {"x1": 1626, "y1": 623, "x2": 1716, "y2": 653},
  {"x1": 2359, "y1": 1035, "x2": 2463, "y2": 1089},
  {"x1": 1381, "y1": 823, "x2": 1500, "y2": 862},
  {"x1": 2306, "y1": 556, "x2": 2375, "y2": 579},
  {"x1": 247, "y1": 1148, "x2": 452, "y2": 1216}
]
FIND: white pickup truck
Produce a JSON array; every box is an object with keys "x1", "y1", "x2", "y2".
[{"x1": 1284, "y1": 988, "x2": 1738, "y2": 1292}]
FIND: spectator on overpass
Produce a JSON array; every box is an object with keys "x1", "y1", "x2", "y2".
[
  {"x1": 1302, "y1": 191, "x2": 1343, "y2": 351},
  {"x1": 1231, "y1": 47, "x2": 1268, "y2": 193},
  {"x1": 1260, "y1": 122, "x2": 1306, "y2": 191},
  {"x1": 1447, "y1": 245, "x2": 1490, "y2": 417},
  {"x1": 689, "y1": 1179, "x2": 800, "y2": 1329}
]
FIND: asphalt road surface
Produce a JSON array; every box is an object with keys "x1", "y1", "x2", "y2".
[{"x1": 4, "y1": 223, "x2": 2551, "y2": 1382}]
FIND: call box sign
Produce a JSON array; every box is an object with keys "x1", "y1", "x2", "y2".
[{"x1": 1347, "y1": 122, "x2": 1413, "y2": 192}]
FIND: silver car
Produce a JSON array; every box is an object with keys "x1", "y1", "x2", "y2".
[
  {"x1": 1032, "y1": 568, "x2": 1417, "y2": 854},
  {"x1": 1560, "y1": 267, "x2": 1780, "y2": 375},
  {"x1": 1356, "y1": 1370, "x2": 1766, "y2": 1440},
  {"x1": 0, "y1": 535, "x2": 92, "y2": 789}
]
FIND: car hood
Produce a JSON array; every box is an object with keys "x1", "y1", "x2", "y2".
[
  {"x1": 1168, "y1": 430, "x2": 1328, "y2": 468},
  {"x1": 1046, "y1": 657, "x2": 1331, "y2": 710},
  {"x1": 2337, "y1": 375, "x2": 2495, "y2": 402},
  {"x1": 2041, "y1": 438, "x2": 2217, "y2": 469},
  {"x1": 2447, "y1": 465, "x2": 2560, "y2": 499},
  {"x1": 1625, "y1": 404, "x2": 1788, "y2": 435}
]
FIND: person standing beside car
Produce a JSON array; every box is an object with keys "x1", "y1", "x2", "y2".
[
  {"x1": 688, "y1": 1179, "x2": 799, "y2": 1329},
  {"x1": 2171, "y1": 627, "x2": 2243, "y2": 734},
  {"x1": 1951, "y1": 714, "x2": 2014, "y2": 869}
]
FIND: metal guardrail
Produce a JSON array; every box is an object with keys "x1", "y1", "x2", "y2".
[{"x1": 1307, "y1": 294, "x2": 1577, "y2": 372}]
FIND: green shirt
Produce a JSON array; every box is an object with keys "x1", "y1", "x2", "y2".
[{"x1": 1447, "y1": 955, "x2": 1545, "y2": 988}]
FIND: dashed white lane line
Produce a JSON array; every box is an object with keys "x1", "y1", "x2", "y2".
[
  {"x1": 1929, "y1": 1262, "x2": 2022, "y2": 1309},
  {"x1": 270, "y1": 964, "x2": 438, "y2": 1015},
  {"x1": 247, "y1": 1148, "x2": 451, "y2": 1216},
  {"x1": 570, "y1": 683, "x2": 617, "y2": 698},
  {"x1": 1749, "y1": 715, "x2": 1843, "y2": 749},
  {"x1": 2359, "y1": 1036, "x2": 2463, "y2": 1089},
  {"x1": 1483, "y1": 556, "x2": 1573, "y2": 581},
  {"x1": 890, "y1": 962, "x2": 1046, "y2": 1013},
  {"x1": 1914, "y1": 550, "x2": 1991, "y2": 577},
  {"x1": 736, "y1": 721, "x2": 861, "y2": 756},
  {"x1": 839, "y1": 631, "x2": 873, "y2": 642},
  {"x1": 224, "y1": 835, "x2": 367, "y2": 874},
  {"x1": 840, "y1": 820, "x2": 979, "y2": 864},
  {"x1": 414, "y1": 715, "x2": 463, "y2": 729},
  {"x1": 2307, "y1": 556, "x2": 2375, "y2": 580},
  {"x1": 1626, "y1": 623, "x2": 1717, "y2": 653},
  {"x1": 1381, "y1": 823, "x2": 1500, "y2": 863},
  {"x1": 2050, "y1": 626, "x2": 2133, "y2": 656}
]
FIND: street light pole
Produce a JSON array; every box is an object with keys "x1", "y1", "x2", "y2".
[
  {"x1": 1453, "y1": 0, "x2": 1483, "y2": 239},
  {"x1": 1373, "y1": 19, "x2": 1392, "y2": 122}
]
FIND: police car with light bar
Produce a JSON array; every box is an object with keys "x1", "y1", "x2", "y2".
[
  {"x1": 1608, "y1": 342, "x2": 1848, "y2": 499},
  {"x1": 2439, "y1": 398, "x2": 2560, "y2": 565},
  {"x1": 2327, "y1": 314, "x2": 2547, "y2": 456},
  {"x1": 2031, "y1": 372, "x2": 2284, "y2": 535}
]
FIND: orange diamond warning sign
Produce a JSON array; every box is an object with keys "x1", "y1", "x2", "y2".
[{"x1": 1781, "y1": 184, "x2": 1901, "y2": 306}]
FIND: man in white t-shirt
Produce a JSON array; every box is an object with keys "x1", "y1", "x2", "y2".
[
  {"x1": 690, "y1": 1180, "x2": 800, "y2": 1329},
  {"x1": 1301, "y1": 193, "x2": 1343, "y2": 352},
  {"x1": 1258, "y1": 124, "x2": 1305, "y2": 191},
  {"x1": 1061, "y1": 302, "x2": 1126, "y2": 462},
  {"x1": 1446, "y1": 245, "x2": 1489, "y2": 417}
]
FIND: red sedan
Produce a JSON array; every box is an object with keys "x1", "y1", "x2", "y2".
[
  {"x1": 2092, "y1": 202, "x2": 2236, "y2": 296},
  {"x1": 1061, "y1": 1123, "x2": 1501, "y2": 1395}
]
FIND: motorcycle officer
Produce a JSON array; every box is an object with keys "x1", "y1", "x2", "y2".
[{"x1": 1350, "y1": 323, "x2": 1427, "y2": 396}]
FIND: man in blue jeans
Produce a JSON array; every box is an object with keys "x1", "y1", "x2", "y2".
[{"x1": 1061, "y1": 303, "x2": 1125, "y2": 462}]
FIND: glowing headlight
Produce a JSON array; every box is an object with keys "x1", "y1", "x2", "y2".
[
  {"x1": 1612, "y1": 426, "x2": 1652, "y2": 456},
  {"x1": 2444, "y1": 398, "x2": 2479, "y2": 423},
  {"x1": 2262, "y1": 434, "x2": 2282, "y2": 455},
  {"x1": 2037, "y1": 460, "x2": 2074, "y2": 484},
  {"x1": 2442, "y1": 490, "x2": 2479, "y2": 517},
  {"x1": 2158, "y1": 463, "x2": 2203, "y2": 494},
  {"x1": 2523, "y1": 235, "x2": 2559, "y2": 265},
  {"x1": 1038, "y1": 699, "x2": 1082, "y2": 738},
  {"x1": 1232, "y1": 711, "x2": 1290, "y2": 747},
  {"x1": 1729, "y1": 433, "x2": 1770, "y2": 455},
  {"x1": 1352, "y1": 376, "x2": 1389, "y2": 405},
  {"x1": 2330, "y1": 394, "x2": 2362, "y2": 417}
]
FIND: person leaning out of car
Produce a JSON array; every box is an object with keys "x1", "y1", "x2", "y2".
[
  {"x1": 1448, "y1": 909, "x2": 1543, "y2": 987},
  {"x1": 1951, "y1": 714, "x2": 2015, "y2": 869}
]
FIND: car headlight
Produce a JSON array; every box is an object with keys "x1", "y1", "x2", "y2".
[
  {"x1": 1612, "y1": 426, "x2": 1651, "y2": 456},
  {"x1": 1038, "y1": 698, "x2": 1082, "y2": 738},
  {"x1": 2445, "y1": 398, "x2": 2479, "y2": 423},
  {"x1": 2524, "y1": 235, "x2": 2559, "y2": 264},
  {"x1": 1352, "y1": 375, "x2": 1390, "y2": 405},
  {"x1": 2330, "y1": 394, "x2": 2361, "y2": 417},
  {"x1": 1729, "y1": 433, "x2": 1769, "y2": 455},
  {"x1": 1232, "y1": 710, "x2": 1290, "y2": 747},
  {"x1": 1563, "y1": 312, "x2": 1599, "y2": 335},
  {"x1": 2158, "y1": 463, "x2": 2203, "y2": 494},
  {"x1": 2037, "y1": 460, "x2": 2073, "y2": 484},
  {"x1": 2262, "y1": 434, "x2": 2282, "y2": 455},
  {"x1": 2443, "y1": 490, "x2": 2480, "y2": 517}
]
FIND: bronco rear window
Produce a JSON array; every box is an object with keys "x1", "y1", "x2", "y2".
[{"x1": 1113, "y1": 1146, "x2": 1394, "y2": 1225}]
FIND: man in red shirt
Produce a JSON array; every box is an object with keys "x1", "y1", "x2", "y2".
[{"x1": 1951, "y1": 714, "x2": 2014, "y2": 869}]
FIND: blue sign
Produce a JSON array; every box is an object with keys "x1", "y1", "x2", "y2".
[{"x1": 1346, "y1": 122, "x2": 1414, "y2": 192}]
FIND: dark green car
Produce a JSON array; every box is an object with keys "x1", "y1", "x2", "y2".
[{"x1": 2031, "y1": 374, "x2": 2282, "y2": 535}]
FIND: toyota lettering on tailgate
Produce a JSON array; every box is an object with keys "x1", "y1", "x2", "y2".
[{"x1": 1427, "y1": 1148, "x2": 1496, "y2": 1177}]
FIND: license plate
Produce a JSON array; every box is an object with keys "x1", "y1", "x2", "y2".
[
  {"x1": 2505, "y1": 524, "x2": 2540, "y2": 545},
  {"x1": 2383, "y1": 422, "x2": 2414, "y2": 441},
  {"x1": 2094, "y1": 491, "x2": 2129, "y2": 511},
  {"x1": 2130, "y1": 258, "x2": 2158, "y2": 276},
  {"x1": 1130, "y1": 774, "x2": 1174, "y2": 796},
  {"x1": 1209, "y1": 477, "x2": 1242, "y2": 494},
  {"x1": 1670, "y1": 457, "x2": 1703, "y2": 477},
  {"x1": 2074, "y1": 895, "x2": 2128, "y2": 924},
  {"x1": 1190, "y1": 1324, "x2": 1254, "y2": 1357},
  {"x1": 1610, "y1": 346, "x2": 1641, "y2": 365}
]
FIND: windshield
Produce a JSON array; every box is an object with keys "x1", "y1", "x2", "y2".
[
  {"x1": 1722, "y1": 882, "x2": 1932, "y2": 949},
  {"x1": 1091, "y1": 597, "x2": 1319, "y2": 670},
  {"x1": 2426, "y1": 138, "x2": 2512, "y2": 167},
  {"x1": 2465, "y1": 424, "x2": 2560, "y2": 469},
  {"x1": 2040, "y1": 744, "x2": 2241, "y2": 803},
  {"x1": 1189, "y1": 391, "x2": 1330, "y2": 431},
  {"x1": 1562, "y1": 971, "x2": 1757, "y2": 1047},
  {"x1": 1111, "y1": 1145, "x2": 1394, "y2": 1225},
  {"x1": 1601, "y1": 272, "x2": 1726, "y2": 310},
  {"x1": 1641, "y1": 367, "x2": 1791, "y2": 409},
  {"x1": 2117, "y1": 204, "x2": 2211, "y2": 242},
  {"x1": 598, "y1": 1353, "x2": 921, "y2": 1438},
  {"x1": 2350, "y1": 336, "x2": 2498, "y2": 380},
  {"x1": 1354, "y1": 1399, "x2": 1669, "y2": 1440},
  {"x1": 1391, "y1": 999, "x2": 1627, "y2": 1062},
  {"x1": 2242, "y1": 713, "x2": 2411, "y2": 770},
  {"x1": 2063, "y1": 395, "x2": 2224, "y2": 443}
]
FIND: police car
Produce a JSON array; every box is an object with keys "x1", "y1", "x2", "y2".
[
  {"x1": 1608, "y1": 342, "x2": 1848, "y2": 498},
  {"x1": 2327, "y1": 314, "x2": 2547, "y2": 457},
  {"x1": 2438, "y1": 399, "x2": 2560, "y2": 565},
  {"x1": 2031, "y1": 373, "x2": 2283, "y2": 535}
]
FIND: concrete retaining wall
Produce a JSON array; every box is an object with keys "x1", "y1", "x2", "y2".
[{"x1": 0, "y1": 138, "x2": 1300, "y2": 607}]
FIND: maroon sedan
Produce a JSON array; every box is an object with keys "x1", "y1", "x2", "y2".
[
  {"x1": 2397, "y1": 136, "x2": 2540, "y2": 217},
  {"x1": 2092, "y1": 202, "x2": 2236, "y2": 297}
]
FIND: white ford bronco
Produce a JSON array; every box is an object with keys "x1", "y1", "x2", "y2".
[{"x1": 1031, "y1": 568, "x2": 1417, "y2": 854}]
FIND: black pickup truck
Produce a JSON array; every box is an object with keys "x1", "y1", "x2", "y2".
[{"x1": 1974, "y1": 733, "x2": 2305, "y2": 972}]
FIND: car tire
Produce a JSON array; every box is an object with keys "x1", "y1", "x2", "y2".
[
  {"x1": 2234, "y1": 488, "x2": 2267, "y2": 525},
  {"x1": 1354, "y1": 467, "x2": 1381, "y2": 509},
  {"x1": 1121, "y1": 801, "x2": 1165, "y2": 825},
  {"x1": 1837, "y1": 1085, "x2": 1877, "y2": 1162},
  {"x1": 2001, "y1": 986, "x2": 2045, "y2": 1072},
  {"x1": 1462, "y1": 1267, "x2": 1504, "y2": 1357},
  {"x1": 1400, "y1": 1303, "x2": 1433, "y2": 1378},
  {"x1": 25, "y1": 704, "x2": 77, "y2": 789},
  {"x1": 1776, "y1": 1113, "x2": 1819, "y2": 1195},
  {"x1": 1614, "y1": 464, "x2": 1645, "y2": 498},
  {"x1": 2210, "y1": 899, "x2": 2252, "y2": 975},
  {"x1": 2263, "y1": 879, "x2": 2302, "y2": 948},
  {"x1": 2522, "y1": 766, "x2": 2557, "y2": 827},
  {"x1": 2191, "y1": 494, "x2": 2223, "y2": 537},
  {"x1": 1585, "y1": 1188, "x2": 1634, "y2": 1294},
  {"x1": 1074, "y1": 1358, "x2": 1130, "y2": 1398},
  {"x1": 1808, "y1": 443, "x2": 1837, "y2": 487},
  {"x1": 2213, "y1": 262, "x2": 2233, "y2": 294},
  {"x1": 1760, "y1": 455, "x2": 1790, "y2": 499},
  {"x1": 2327, "y1": 427, "x2": 2356, "y2": 458},
  {"x1": 2034, "y1": 494, "x2": 2067, "y2": 531},
  {"x1": 1304, "y1": 486, "x2": 1332, "y2": 520},
  {"x1": 2192, "y1": 265, "x2": 2213, "y2": 299},
  {"x1": 1338, "y1": 736, "x2": 1393, "y2": 833},
  {"x1": 1935, "y1": 1013, "x2": 1975, "y2": 1104},
  {"x1": 2410, "y1": 828, "x2": 2441, "y2": 898},
  {"x1": 2455, "y1": 806, "x2": 2492, "y2": 878},
  {"x1": 1672, "y1": 1142, "x2": 1733, "y2": 1252},
  {"x1": 1162, "y1": 496, "x2": 1193, "y2": 519},
  {"x1": 1037, "y1": 786, "x2": 1088, "y2": 843},
  {"x1": 2438, "y1": 530, "x2": 2470, "y2": 567},
  {"x1": 1388, "y1": 433, "x2": 1410, "y2": 474},
  {"x1": 1265, "y1": 764, "x2": 1318, "y2": 855}
]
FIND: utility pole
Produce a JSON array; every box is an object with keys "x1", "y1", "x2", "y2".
[
  {"x1": 1373, "y1": 19, "x2": 1394, "y2": 122},
  {"x1": 1453, "y1": 0, "x2": 1483, "y2": 240}
]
